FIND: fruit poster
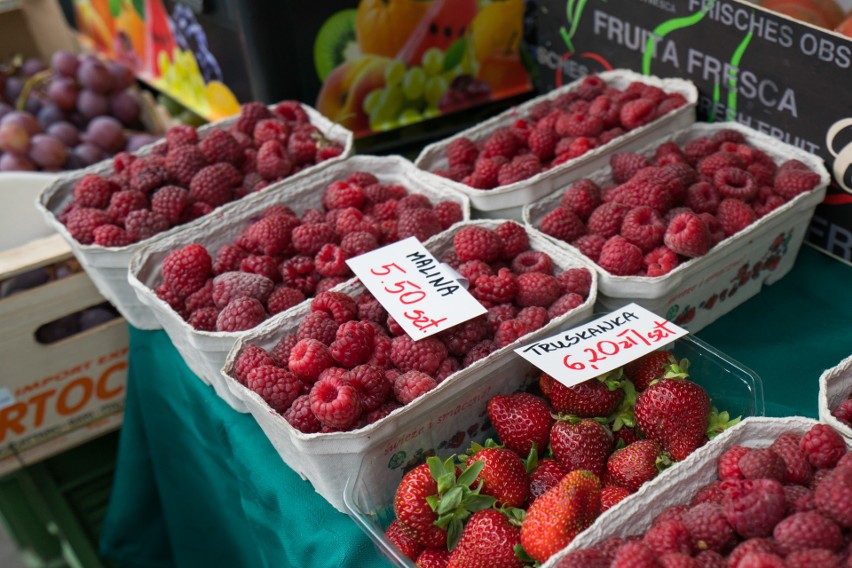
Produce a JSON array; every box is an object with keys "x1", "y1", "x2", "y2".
[
  {"x1": 72, "y1": 0, "x2": 242, "y2": 120},
  {"x1": 314, "y1": 0, "x2": 535, "y2": 138},
  {"x1": 532, "y1": 0, "x2": 852, "y2": 264}
]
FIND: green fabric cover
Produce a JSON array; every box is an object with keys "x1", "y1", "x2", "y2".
[{"x1": 99, "y1": 246, "x2": 852, "y2": 567}]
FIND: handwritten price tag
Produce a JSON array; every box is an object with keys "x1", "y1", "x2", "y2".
[
  {"x1": 346, "y1": 237, "x2": 487, "y2": 340},
  {"x1": 514, "y1": 303, "x2": 688, "y2": 387}
]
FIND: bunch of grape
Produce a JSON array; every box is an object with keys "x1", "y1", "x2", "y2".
[
  {"x1": 0, "y1": 51, "x2": 158, "y2": 173},
  {"x1": 171, "y1": 3, "x2": 222, "y2": 83}
]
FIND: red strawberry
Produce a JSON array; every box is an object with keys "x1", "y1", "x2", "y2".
[
  {"x1": 625, "y1": 351, "x2": 685, "y2": 391},
  {"x1": 528, "y1": 457, "x2": 568, "y2": 504},
  {"x1": 607, "y1": 439, "x2": 667, "y2": 492},
  {"x1": 487, "y1": 393, "x2": 554, "y2": 458},
  {"x1": 550, "y1": 418, "x2": 613, "y2": 478},
  {"x1": 447, "y1": 508, "x2": 524, "y2": 568},
  {"x1": 545, "y1": 371, "x2": 625, "y2": 417},
  {"x1": 519, "y1": 470, "x2": 601, "y2": 563},
  {"x1": 465, "y1": 446, "x2": 528, "y2": 508}
]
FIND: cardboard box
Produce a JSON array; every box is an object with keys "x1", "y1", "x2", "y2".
[
  {"x1": 531, "y1": 0, "x2": 852, "y2": 265},
  {"x1": 0, "y1": 234, "x2": 127, "y2": 476},
  {"x1": 818, "y1": 352, "x2": 852, "y2": 441}
]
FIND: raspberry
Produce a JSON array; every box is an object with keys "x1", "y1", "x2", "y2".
[
  {"x1": 527, "y1": 127, "x2": 558, "y2": 160},
  {"x1": 393, "y1": 371, "x2": 437, "y2": 405},
  {"x1": 129, "y1": 157, "x2": 170, "y2": 193},
  {"x1": 189, "y1": 163, "x2": 241, "y2": 207},
  {"x1": 211, "y1": 271, "x2": 274, "y2": 309},
  {"x1": 433, "y1": 357, "x2": 460, "y2": 383},
  {"x1": 572, "y1": 234, "x2": 607, "y2": 262},
  {"x1": 252, "y1": 118, "x2": 289, "y2": 146},
  {"x1": 497, "y1": 154, "x2": 542, "y2": 186},
  {"x1": 447, "y1": 137, "x2": 479, "y2": 168},
  {"x1": 289, "y1": 338, "x2": 334, "y2": 382},
  {"x1": 246, "y1": 365, "x2": 302, "y2": 414},
  {"x1": 463, "y1": 340, "x2": 498, "y2": 367},
  {"x1": 494, "y1": 221, "x2": 529, "y2": 260},
  {"x1": 329, "y1": 321, "x2": 374, "y2": 368},
  {"x1": 621, "y1": 206, "x2": 665, "y2": 253},
  {"x1": 555, "y1": 110, "x2": 604, "y2": 139},
  {"x1": 472, "y1": 268, "x2": 517, "y2": 305},
  {"x1": 322, "y1": 180, "x2": 365, "y2": 211},
  {"x1": 162, "y1": 244, "x2": 212, "y2": 298},
  {"x1": 553, "y1": 136, "x2": 597, "y2": 163},
  {"x1": 148, "y1": 186, "x2": 188, "y2": 225},
  {"x1": 212, "y1": 244, "x2": 248, "y2": 275},
  {"x1": 165, "y1": 144, "x2": 208, "y2": 186},
  {"x1": 773, "y1": 167, "x2": 821, "y2": 199},
  {"x1": 113, "y1": 152, "x2": 137, "y2": 173},
  {"x1": 485, "y1": 303, "x2": 517, "y2": 334},
  {"x1": 73, "y1": 174, "x2": 119, "y2": 208},
  {"x1": 233, "y1": 344, "x2": 276, "y2": 385},
  {"x1": 266, "y1": 286, "x2": 304, "y2": 315},
  {"x1": 515, "y1": 272, "x2": 562, "y2": 308},
  {"x1": 727, "y1": 538, "x2": 778, "y2": 568},
  {"x1": 396, "y1": 208, "x2": 442, "y2": 243},
  {"x1": 469, "y1": 156, "x2": 508, "y2": 189},
  {"x1": 64, "y1": 207, "x2": 112, "y2": 245},
  {"x1": 618, "y1": 171, "x2": 676, "y2": 213},
  {"x1": 785, "y1": 548, "x2": 842, "y2": 568},
  {"x1": 186, "y1": 307, "x2": 217, "y2": 331},
  {"x1": 691, "y1": 482, "x2": 726, "y2": 506},
  {"x1": 832, "y1": 399, "x2": 852, "y2": 425},
  {"x1": 560, "y1": 179, "x2": 602, "y2": 221},
  {"x1": 482, "y1": 128, "x2": 519, "y2": 160},
  {"x1": 717, "y1": 445, "x2": 749, "y2": 480},
  {"x1": 294, "y1": 313, "x2": 336, "y2": 346},
  {"x1": 548, "y1": 293, "x2": 584, "y2": 318},
  {"x1": 685, "y1": 181, "x2": 720, "y2": 214},
  {"x1": 643, "y1": 519, "x2": 691, "y2": 555},
  {"x1": 337, "y1": 232, "x2": 376, "y2": 259},
  {"x1": 125, "y1": 210, "x2": 169, "y2": 242},
  {"x1": 439, "y1": 317, "x2": 488, "y2": 357},
  {"x1": 390, "y1": 335, "x2": 447, "y2": 377},
  {"x1": 242, "y1": 214, "x2": 300, "y2": 257},
  {"x1": 784, "y1": 484, "x2": 815, "y2": 514},
  {"x1": 216, "y1": 297, "x2": 267, "y2": 332},
  {"x1": 511, "y1": 251, "x2": 553, "y2": 275},
  {"x1": 364, "y1": 183, "x2": 405, "y2": 205},
  {"x1": 736, "y1": 552, "x2": 785, "y2": 567},
  {"x1": 431, "y1": 201, "x2": 462, "y2": 230},
  {"x1": 773, "y1": 512, "x2": 844, "y2": 554},
  {"x1": 683, "y1": 137, "x2": 720, "y2": 164},
  {"x1": 619, "y1": 98, "x2": 656, "y2": 130},
  {"x1": 292, "y1": 223, "x2": 337, "y2": 256},
  {"x1": 268, "y1": 334, "x2": 297, "y2": 368},
  {"x1": 656, "y1": 93, "x2": 688, "y2": 115},
  {"x1": 611, "y1": 153, "x2": 651, "y2": 184},
  {"x1": 93, "y1": 224, "x2": 131, "y2": 247},
  {"x1": 199, "y1": 129, "x2": 241, "y2": 164},
  {"x1": 165, "y1": 124, "x2": 198, "y2": 147},
  {"x1": 516, "y1": 306, "x2": 549, "y2": 330},
  {"x1": 598, "y1": 235, "x2": 643, "y2": 276},
  {"x1": 588, "y1": 201, "x2": 630, "y2": 238},
  {"x1": 612, "y1": 541, "x2": 657, "y2": 567},
  {"x1": 311, "y1": 291, "x2": 357, "y2": 325},
  {"x1": 539, "y1": 206, "x2": 587, "y2": 244},
  {"x1": 716, "y1": 198, "x2": 757, "y2": 238},
  {"x1": 288, "y1": 131, "x2": 318, "y2": 165},
  {"x1": 283, "y1": 395, "x2": 321, "y2": 433},
  {"x1": 664, "y1": 211, "x2": 712, "y2": 258},
  {"x1": 815, "y1": 466, "x2": 852, "y2": 528},
  {"x1": 234, "y1": 102, "x2": 272, "y2": 136},
  {"x1": 254, "y1": 139, "x2": 292, "y2": 181},
  {"x1": 801, "y1": 424, "x2": 846, "y2": 468},
  {"x1": 588, "y1": 95, "x2": 622, "y2": 129},
  {"x1": 681, "y1": 503, "x2": 736, "y2": 553},
  {"x1": 453, "y1": 226, "x2": 503, "y2": 263},
  {"x1": 494, "y1": 319, "x2": 531, "y2": 347},
  {"x1": 355, "y1": 297, "x2": 387, "y2": 326},
  {"x1": 309, "y1": 373, "x2": 362, "y2": 429},
  {"x1": 312, "y1": 244, "x2": 347, "y2": 278},
  {"x1": 345, "y1": 365, "x2": 390, "y2": 413},
  {"x1": 722, "y1": 478, "x2": 787, "y2": 539},
  {"x1": 770, "y1": 433, "x2": 813, "y2": 485},
  {"x1": 737, "y1": 448, "x2": 787, "y2": 482},
  {"x1": 396, "y1": 194, "x2": 430, "y2": 211},
  {"x1": 714, "y1": 167, "x2": 758, "y2": 201},
  {"x1": 367, "y1": 333, "x2": 392, "y2": 369},
  {"x1": 183, "y1": 279, "x2": 214, "y2": 313},
  {"x1": 697, "y1": 151, "x2": 744, "y2": 178}
]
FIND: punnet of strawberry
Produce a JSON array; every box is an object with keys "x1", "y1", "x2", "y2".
[
  {"x1": 428, "y1": 74, "x2": 689, "y2": 190},
  {"x1": 150, "y1": 170, "x2": 465, "y2": 332},
  {"x1": 534, "y1": 127, "x2": 823, "y2": 277},
  {"x1": 557, "y1": 421, "x2": 852, "y2": 568},
  {"x1": 381, "y1": 349, "x2": 742, "y2": 566},
  {"x1": 229, "y1": 222, "x2": 594, "y2": 433},
  {"x1": 56, "y1": 101, "x2": 346, "y2": 248}
]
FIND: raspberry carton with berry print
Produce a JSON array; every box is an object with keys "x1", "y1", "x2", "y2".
[
  {"x1": 819, "y1": 354, "x2": 852, "y2": 443},
  {"x1": 415, "y1": 69, "x2": 698, "y2": 219},
  {"x1": 127, "y1": 156, "x2": 471, "y2": 411},
  {"x1": 221, "y1": 220, "x2": 598, "y2": 512},
  {"x1": 524, "y1": 122, "x2": 831, "y2": 332},
  {"x1": 37, "y1": 101, "x2": 353, "y2": 329}
]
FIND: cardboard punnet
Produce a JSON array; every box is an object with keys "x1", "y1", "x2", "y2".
[
  {"x1": 37, "y1": 103, "x2": 353, "y2": 330},
  {"x1": 223, "y1": 220, "x2": 599, "y2": 512},
  {"x1": 524, "y1": 121, "x2": 831, "y2": 332},
  {"x1": 819, "y1": 353, "x2": 852, "y2": 441},
  {"x1": 414, "y1": 69, "x2": 698, "y2": 220}
]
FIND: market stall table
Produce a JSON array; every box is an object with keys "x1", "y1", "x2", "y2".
[{"x1": 99, "y1": 245, "x2": 852, "y2": 568}]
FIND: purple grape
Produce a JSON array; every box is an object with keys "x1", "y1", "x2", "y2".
[
  {"x1": 0, "y1": 268, "x2": 50, "y2": 297},
  {"x1": 4, "y1": 77, "x2": 23, "y2": 103},
  {"x1": 0, "y1": 71, "x2": 6, "y2": 100},
  {"x1": 28, "y1": 134, "x2": 67, "y2": 168},
  {"x1": 23, "y1": 95, "x2": 44, "y2": 116},
  {"x1": 106, "y1": 61, "x2": 135, "y2": 91},
  {"x1": 109, "y1": 91, "x2": 140, "y2": 125},
  {"x1": 2, "y1": 111, "x2": 41, "y2": 135},
  {"x1": 73, "y1": 142, "x2": 105, "y2": 166},
  {"x1": 21, "y1": 58, "x2": 48, "y2": 77},
  {"x1": 51, "y1": 51, "x2": 80, "y2": 78},
  {"x1": 79, "y1": 304, "x2": 119, "y2": 330},
  {"x1": 0, "y1": 103, "x2": 11, "y2": 121},
  {"x1": 47, "y1": 77, "x2": 79, "y2": 111},
  {"x1": 0, "y1": 121, "x2": 31, "y2": 153},
  {"x1": 76, "y1": 60, "x2": 114, "y2": 94},
  {"x1": 36, "y1": 104, "x2": 65, "y2": 129},
  {"x1": 47, "y1": 121, "x2": 79, "y2": 146},
  {"x1": 84, "y1": 116, "x2": 125, "y2": 153},
  {"x1": 68, "y1": 112, "x2": 88, "y2": 129},
  {"x1": 35, "y1": 314, "x2": 81, "y2": 344},
  {"x1": 77, "y1": 89, "x2": 108, "y2": 119},
  {"x1": 64, "y1": 152, "x2": 86, "y2": 170},
  {"x1": 125, "y1": 133, "x2": 157, "y2": 152},
  {"x1": 0, "y1": 152, "x2": 36, "y2": 171}
]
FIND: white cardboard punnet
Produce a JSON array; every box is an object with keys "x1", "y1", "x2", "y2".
[{"x1": 819, "y1": 354, "x2": 852, "y2": 441}]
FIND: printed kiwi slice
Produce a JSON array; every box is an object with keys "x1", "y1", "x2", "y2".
[{"x1": 314, "y1": 9, "x2": 359, "y2": 82}]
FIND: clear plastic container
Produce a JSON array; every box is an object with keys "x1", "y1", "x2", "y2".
[{"x1": 342, "y1": 333, "x2": 764, "y2": 568}]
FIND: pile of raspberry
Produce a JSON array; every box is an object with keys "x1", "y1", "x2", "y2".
[
  {"x1": 57, "y1": 101, "x2": 346, "y2": 247},
  {"x1": 557, "y1": 423, "x2": 852, "y2": 568},
  {"x1": 536, "y1": 128, "x2": 822, "y2": 277},
  {"x1": 831, "y1": 393, "x2": 852, "y2": 429},
  {"x1": 230, "y1": 222, "x2": 593, "y2": 433},
  {"x1": 430, "y1": 75, "x2": 688, "y2": 190},
  {"x1": 153, "y1": 170, "x2": 465, "y2": 332}
]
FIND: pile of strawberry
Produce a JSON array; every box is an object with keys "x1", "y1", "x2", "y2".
[
  {"x1": 383, "y1": 350, "x2": 740, "y2": 566},
  {"x1": 429, "y1": 75, "x2": 689, "y2": 190},
  {"x1": 535, "y1": 128, "x2": 822, "y2": 277},
  {"x1": 558, "y1": 422, "x2": 852, "y2": 568},
  {"x1": 153, "y1": 170, "x2": 464, "y2": 332},
  {"x1": 57, "y1": 101, "x2": 345, "y2": 247},
  {"x1": 228, "y1": 222, "x2": 593, "y2": 433}
]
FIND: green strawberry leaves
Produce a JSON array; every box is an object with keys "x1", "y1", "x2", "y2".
[{"x1": 706, "y1": 407, "x2": 742, "y2": 439}]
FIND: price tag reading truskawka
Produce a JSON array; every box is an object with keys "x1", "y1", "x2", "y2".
[
  {"x1": 346, "y1": 237, "x2": 487, "y2": 340},
  {"x1": 514, "y1": 303, "x2": 688, "y2": 388}
]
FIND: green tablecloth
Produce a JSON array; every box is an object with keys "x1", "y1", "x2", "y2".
[{"x1": 99, "y1": 245, "x2": 852, "y2": 568}]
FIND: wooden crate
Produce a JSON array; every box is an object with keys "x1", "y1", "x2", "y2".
[{"x1": 0, "y1": 235, "x2": 127, "y2": 475}]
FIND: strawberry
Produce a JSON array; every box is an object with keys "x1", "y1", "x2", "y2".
[
  {"x1": 394, "y1": 456, "x2": 496, "y2": 549},
  {"x1": 520, "y1": 470, "x2": 602, "y2": 563},
  {"x1": 625, "y1": 351, "x2": 686, "y2": 391},
  {"x1": 447, "y1": 508, "x2": 524, "y2": 568},
  {"x1": 487, "y1": 393, "x2": 554, "y2": 457},
  {"x1": 527, "y1": 457, "x2": 568, "y2": 504},
  {"x1": 545, "y1": 369, "x2": 625, "y2": 417},
  {"x1": 634, "y1": 359, "x2": 711, "y2": 461},
  {"x1": 466, "y1": 445, "x2": 529, "y2": 508},
  {"x1": 606, "y1": 439, "x2": 669, "y2": 492},
  {"x1": 550, "y1": 418, "x2": 613, "y2": 478}
]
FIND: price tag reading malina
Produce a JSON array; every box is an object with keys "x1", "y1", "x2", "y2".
[
  {"x1": 346, "y1": 237, "x2": 487, "y2": 340},
  {"x1": 515, "y1": 303, "x2": 688, "y2": 388}
]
